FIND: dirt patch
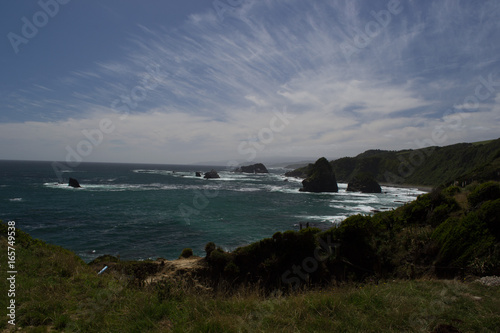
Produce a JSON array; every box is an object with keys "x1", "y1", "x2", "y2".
[{"x1": 145, "y1": 257, "x2": 205, "y2": 281}]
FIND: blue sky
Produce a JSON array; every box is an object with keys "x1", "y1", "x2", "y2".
[{"x1": 1, "y1": 0, "x2": 499, "y2": 165}]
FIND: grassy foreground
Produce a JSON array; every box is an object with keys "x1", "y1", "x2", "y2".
[{"x1": 1, "y1": 223, "x2": 500, "y2": 332}]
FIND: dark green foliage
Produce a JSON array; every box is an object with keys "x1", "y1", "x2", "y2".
[
  {"x1": 467, "y1": 181, "x2": 500, "y2": 207},
  {"x1": 306, "y1": 157, "x2": 332, "y2": 180},
  {"x1": 331, "y1": 215, "x2": 384, "y2": 275},
  {"x1": 206, "y1": 229, "x2": 323, "y2": 288},
  {"x1": 205, "y1": 241, "x2": 216, "y2": 257},
  {"x1": 207, "y1": 247, "x2": 233, "y2": 272},
  {"x1": 442, "y1": 185, "x2": 461, "y2": 196},
  {"x1": 477, "y1": 198, "x2": 500, "y2": 240},
  {"x1": 399, "y1": 189, "x2": 459, "y2": 227},
  {"x1": 180, "y1": 248, "x2": 194, "y2": 258},
  {"x1": 288, "y1": 137, "x2": 500, "y2": 186},
  {"x1": 432, "y1": 213, "x2": 496, "y2": 273},
  {"x1": 88, "y1": 255, "x2": 119, "y2": 265}
]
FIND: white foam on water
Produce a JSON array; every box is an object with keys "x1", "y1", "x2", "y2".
[
  {"x1": 233, "y1": 187, "x2": 262, "y2": 192},
  {"x1": 284, "y1": 177, "x2": 303, "y2": 184},
  {"x1": 9, "y1": 198, "x2": 23, "y2": 202},
  {"x1": 351, "y1": 205, "x2": 376, "y2": 213},
  {"x1": 43, "y1": 181, "x2": 226, "y2": 192},
  {"x1": 330, "y1": 197, "x2": 380, "y2": 204},
  {"x1": 296, "y1": 215, "x2": 348, "y2": 224}
]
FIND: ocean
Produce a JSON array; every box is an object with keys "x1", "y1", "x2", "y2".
[{"x1": 0, "y1": 160, "x2": 425, "y2": 262}]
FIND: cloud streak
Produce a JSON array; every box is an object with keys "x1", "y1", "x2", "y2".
[{"x1": 1, "y1": 0, "x2": 500, "y2": 164}]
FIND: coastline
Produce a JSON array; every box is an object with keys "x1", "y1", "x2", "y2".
[{"x1": 380, "y1": 182, "x2": 434, "y2": 193}]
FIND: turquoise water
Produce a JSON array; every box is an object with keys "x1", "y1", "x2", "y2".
[{"x1": 0, "y1": 160, "x2": 425, "y2": 262}]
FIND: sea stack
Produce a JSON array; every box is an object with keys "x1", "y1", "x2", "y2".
[
  {"x1": 204, "y1": 170, "x2": 220, "y2": 179},
  {"x1": 235, "y1": 163, "x2": 269, "y2": 174},
  {"x1": 68, "y1": 177, "x2": 81, "y2": 188},
  {"x1": 299, "y1": 157, "x2": 338, "y2": 193},
  {"x1": 346, "y1": 174, "x2": 382, "y2": 193}
]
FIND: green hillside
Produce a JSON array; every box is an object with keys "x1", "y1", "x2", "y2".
[{"x1": 287, "y1": 138, "x2": 500, "y2": 186}]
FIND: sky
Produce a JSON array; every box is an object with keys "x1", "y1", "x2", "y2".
[{"x1": 1, "y1": 0, "x2": 500, "y2": 166}]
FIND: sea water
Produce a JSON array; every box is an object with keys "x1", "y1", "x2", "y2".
[{"x1": 0, "y1": 160, "x2": 425, "y2": 262}]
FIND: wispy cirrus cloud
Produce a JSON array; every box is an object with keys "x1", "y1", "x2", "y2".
[{"x1": 1, "y1": 0, "x2": 500, "y2": 163}]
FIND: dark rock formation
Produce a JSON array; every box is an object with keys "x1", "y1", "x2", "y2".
[
  {"x1": 299, "y1": 157, "x2": 338, "y2": 193},
  {"x1": 284, "y1": 168, "x2": 308, "y2": 178},
  {"x1": 346, "y1": 174, "x2": 381, "y2": 193},
  {"x1": 195, "y1": 172, "x2": 202, "y2": 177},
  {"x1": 204, "y1": 169, "x2": 220, "y2": 179},
  {"x1": 68, "y1": 177, "x2": 81, "y2": 188},
  {"x1": 235, "y1": 163, "x2": 269, "y2": 173}
]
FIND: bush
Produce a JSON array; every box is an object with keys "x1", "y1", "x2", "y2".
[
  {"x1": 442, "y1": 185, "x2": 461, "y2": 196},
  {"x1": 400, "y1": 189, "x2": 459, "y2": 226},
  {"x1": 477, "y1": 198, "x2": 500, "y2": 240},
  {"x1": 433, "y1": 213, "x2": 496, "y2": 270},
  {"x1": 328, "y1": 215, "x2": 384, "y2": 277},
  {"x1": 180, "y1": 248, "x2": 193, "y2": 258},
  {"x1": 208, "y1": 248, "x2": 232, "y2": 271},
  {"x1": 468, "y1": 181, "x2": 500, "y2": 207},
  {"x1": 205, "y1": 242, "x2": 216, "y2": 257}
]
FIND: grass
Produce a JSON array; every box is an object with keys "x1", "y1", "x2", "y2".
[{"x1": 1, "y1": 224, "x2": 500, "y2": 332}]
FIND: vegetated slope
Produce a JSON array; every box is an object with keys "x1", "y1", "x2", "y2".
[
  {"x1": 204, "y1": 181, "x2": 500, "y2": 290},
  {"x1": 287, "y1": 138, "x2": 500, "y2": 186}
]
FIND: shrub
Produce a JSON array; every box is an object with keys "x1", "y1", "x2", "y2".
[
  {"x1": 223, "y1": 261, "x2": 240, "y2": 275},
  {"x1": 208, "y1": 248, "x2": 232, "y2": 271},
  {"x1": 180, "y1": 248, "x2": 193, "y2": 258},
  {"x1": 205, "y1": 242, "x2": 216, "y2": 257},
  {"x1": 328, "y1": 215, "x2": 384, "y2": 277},
  {"x1": 433, "y1": 213, "x2": 496, "y2": 270},
  {"x1": 468, "y1": 181, "x2": 500, "y2": 207},
  {"x1": 477, "y1": 198, "x2": 500, "y2": 240},
  {"x1": 400, "y1": 189, "x2": 458, "y2": 226},
  {"x1": 442, "y1": 185, "x2": 461, "y2": 196},
  {"x1": 428, "y1": 202, "x2": 458, "y2": 227}
]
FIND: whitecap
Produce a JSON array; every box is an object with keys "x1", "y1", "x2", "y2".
[
  {"x1": 9, "y1": 198, "x2": 23, "y2": 202},
  {"x1": 284, "y1": 177, "x2": 303, "y2": 183},
  {"x1": 132, "y1": 169, "x2": 172, "y2": 176},
  {"x1": 296, "y1": 215, "x2": 348, "y2": 224},
  {"x1": 351, "y1": 205, "x2": 376, "y2": 213},
  {"x1": 233, "y1": 187, "x2": 261, "y2": 192}
]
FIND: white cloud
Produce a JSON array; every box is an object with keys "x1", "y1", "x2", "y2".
[{"x1": 2, "y1": 0, "x2": 500, "y2": 163}]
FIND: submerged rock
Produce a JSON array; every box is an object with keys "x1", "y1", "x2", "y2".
[
  {"x1": 68, "y1": 177, "x2": 81, "y2": 188},
  {"x1": 347, "y1": 174, "x2": 381, "y2": 193},
  {"x1": 235, "y1": 163, "x2": 269, "y2": 174},
  {"x1": 195, "y1": 172, "x2": 202, "y2": 177},
  {"x1": 204, "y1": 170, "x2": 220, "y2": 179},
  {"x1": 299, "y1": 157, "x2": 338, "y2": 193}
]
